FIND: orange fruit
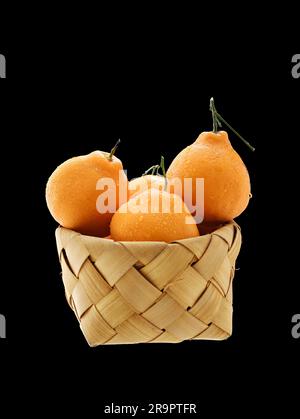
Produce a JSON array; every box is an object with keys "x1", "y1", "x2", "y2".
[
  {"x1": 128, "y1": 175, "x2": 166, "y2": 199},
  {"x1": 110, "y1": 188, "x2": 199, "y2": 242},
  {"x1": 46, "y1": 149, "x2": 128, "y2": 237},
  {"x1": 167, "y1": 130, "x2": 251, "y2": 223}
]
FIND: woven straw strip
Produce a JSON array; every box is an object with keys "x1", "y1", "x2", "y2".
[{"x1": 56, "y1": 222, "x2": 241, "y2": 346}]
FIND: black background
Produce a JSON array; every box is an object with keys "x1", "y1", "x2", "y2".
[{"x1": 0, "y1": 12, "x2": 299, "y2": 416}]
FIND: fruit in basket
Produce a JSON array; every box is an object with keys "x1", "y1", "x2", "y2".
[
  {"x1": 46, "y1": 140, "x2": 128, "y2": 237},
  {"x1": 167, "y1": 98, "x2": 253, "y2": 224},
  {"x1": 110, "y1": 188, "x2": 199, "y2": 242},
  {"x1": 167, "y1": 130, "x2": 250, "y2": 223}
]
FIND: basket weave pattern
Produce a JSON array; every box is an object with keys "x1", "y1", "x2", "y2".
[{"x1": 56, "y1": 222, "x2": 241, "y2": 346}]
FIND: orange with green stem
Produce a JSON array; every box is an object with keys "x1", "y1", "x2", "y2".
[
  {"x1": 46, "y1": 139, "x2": 128, "y2": 237},
  {"x1": 167, "y1": 98, "x2": 254, "y2": 229}
]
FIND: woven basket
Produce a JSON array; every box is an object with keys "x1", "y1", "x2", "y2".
[{"x1": 55, "y1": 222, "x2": 241, "y2": 346}]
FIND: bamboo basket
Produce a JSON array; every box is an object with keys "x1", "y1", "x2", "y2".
[{"x1": 55, "y1": 222, "x2": 241, "y2": 346}]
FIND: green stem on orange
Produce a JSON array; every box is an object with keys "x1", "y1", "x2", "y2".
[
  {"x1": 108, "y1": 138, "x2": 121, "y2": 161},
  {"x1": 142, "y1": 156, "x2": 168, "y2": 190},
  {"x1": 209, "y1": 97, "x2": 255, "y2": 152},
  {"x1": 160, "y1": 155, "x2": 168, "y2": 191},
  {"x1": 143, "y1": 164, "x2": 160, "y2": 176},
  {"x1": 210, "y1": 97, "x2": 221, "y2": 134}
]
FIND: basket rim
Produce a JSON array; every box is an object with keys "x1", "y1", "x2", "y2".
[{"x1": 56, "y1": 220, "x2": 240, "y2": 247}]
